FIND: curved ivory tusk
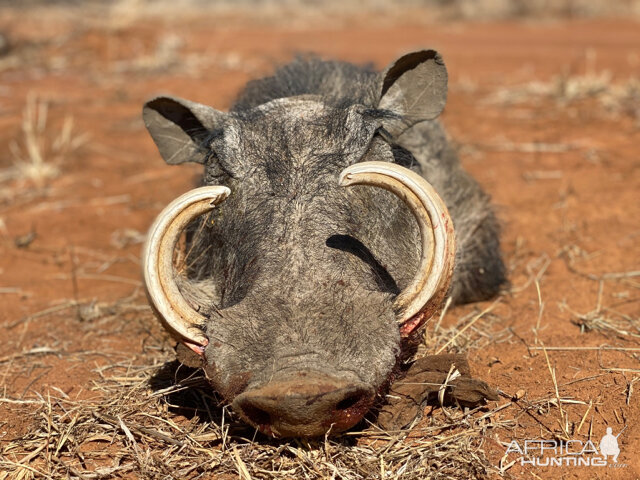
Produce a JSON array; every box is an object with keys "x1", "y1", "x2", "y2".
[
  {"x1": 143, "y1": 186, "x2": 231, "y2": 353},
  {"x1": 338, "y1": 161, "x2": 455, "y2": 324}
]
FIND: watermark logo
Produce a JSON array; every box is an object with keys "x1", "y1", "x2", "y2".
[
  {"x1": 599, "y1": 426, "x2": 623, "y2": 463},
  {"x1": 505, "y1": 426, "x2": 627, "y2": 468}
]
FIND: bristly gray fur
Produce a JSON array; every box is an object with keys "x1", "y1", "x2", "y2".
[
  {"x1": 230, "y1": 56, "x2": 380, "y2": 111},
  {"x1": 143, "y1": 53, "x2": 506, "y2": 410}
]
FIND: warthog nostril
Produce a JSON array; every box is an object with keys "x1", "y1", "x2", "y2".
[
  {"x1": 239, "y1": 403, "x2": 271, "y2": 429},
  {"x1": 335, "y1": 391, "x2": 367, "y2": 411}
]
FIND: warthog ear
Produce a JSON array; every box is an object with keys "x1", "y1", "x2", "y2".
[
  {"x1": 378, "y1": 50, "x2": 448, "y2": 137},
  {"x1": 143, "y1": 96, "x2": 225, "y2": 165}
]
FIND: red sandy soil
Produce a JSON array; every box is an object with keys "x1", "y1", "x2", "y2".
[{"x1": 0, "y1": 9, "x2": 638, "y2": 479}]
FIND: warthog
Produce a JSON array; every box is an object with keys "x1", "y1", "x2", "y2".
[{"x1": 142, "y1": 50, "x2": 505, "y2": 437}]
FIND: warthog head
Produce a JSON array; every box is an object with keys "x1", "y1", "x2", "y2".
[{"x1": 142, "y1": 51, "x2": 457, "y2": 437}]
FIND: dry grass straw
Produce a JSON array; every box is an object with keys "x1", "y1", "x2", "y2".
[
  {"x1": 101, "y1": 0, "x2": 640, "y2": 28},
  {"x1": 558, "y1": 245, "x2": 640, "y2": 342},
  {"x1": 1, "y1": 94, "x2": 88, "y2": 190},
  {"x1": 434, "y1": 298, "x2": 502, "y2": 355},
  {"x1": 484, "y1": 62, "x2": 640, "y2": 124}
]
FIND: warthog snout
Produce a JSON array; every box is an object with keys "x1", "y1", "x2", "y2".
[{"x1": 233, "y1": 373, "x2": 375, "y2": 437}]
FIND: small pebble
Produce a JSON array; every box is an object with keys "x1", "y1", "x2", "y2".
[{"x1": 513, "y1": 389, "x2": 526, "y2": 401}]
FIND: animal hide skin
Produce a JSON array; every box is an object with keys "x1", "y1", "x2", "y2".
[{"x1": 377, "y1": 354, "x2": 499, "y2": 430}]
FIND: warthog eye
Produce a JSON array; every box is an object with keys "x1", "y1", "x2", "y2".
[{"x1": 326, "y1": 234, "x2": 399, "y2": 294}]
